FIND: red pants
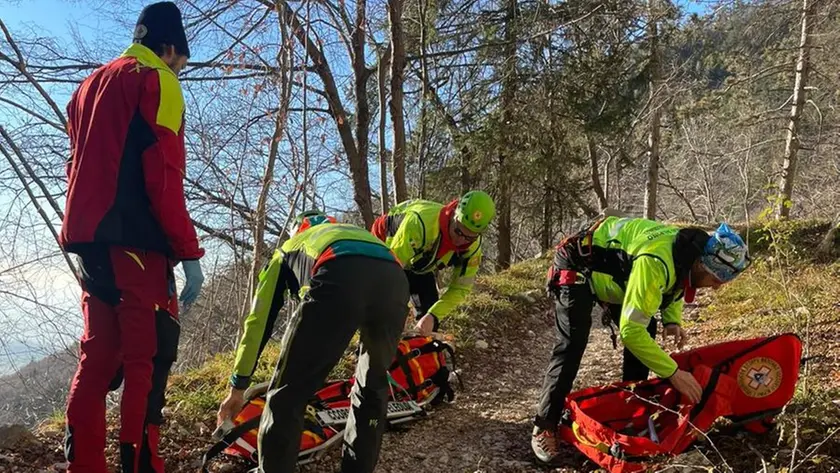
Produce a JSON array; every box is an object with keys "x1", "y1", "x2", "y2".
[{"x1": 64, "y1": 246, "x2": 180, "y2": 473}]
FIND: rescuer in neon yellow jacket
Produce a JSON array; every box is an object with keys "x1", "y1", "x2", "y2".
[
  {"x1": 370, "y1": 190, "x2": 496, "y2": 335},
  {"x1": 531, "y1": 216, "x2": 751, "y2": 463},
  {"x1": 216, "y1": 211, "x2": 409, "y2": 473}
]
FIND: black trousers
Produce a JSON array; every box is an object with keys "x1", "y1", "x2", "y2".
[
  {"x1": 405, "y1": 271, "x2": 438, "y2": 320},
  {"x1": 256, "y1": 256, "x2": 409, "y2": 473},
  {"x1": 534, "y1": 262, "x2": 657, "y2": 430}
]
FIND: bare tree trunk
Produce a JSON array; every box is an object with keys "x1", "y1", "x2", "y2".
[
  {"x1": 417, "y1": 0, "x2": 430, "y2": 198},
  {"x1": 643, "y1": 0, "x2": 662, "y2": 221},
  {"x1": 588, "y1": 134, "x2": 608, "y2": 212},
  {"x1": 496, "y1": 0, "x2": 517, "y2": 271},
  {"x1": 776, "y1": 0, "x2": 815, "y2": 220},
  {"x1": 541, "y1": 175, "x2": 552, "y2": 251},
  {"x1": 247, "y1": 6, "x2": 293, "y2": 307},
  {"x1": 301, "y1": 0, "x2": 311, "y2": 211},
  {"x1": 460, "y1": 148, "x2": 471, "y2": 194},
  {"x1": 377, "y1": 45, "x2": 392, "y2": 214},
  {"x1": 617, "y1": 156, "x2": 624, "y2": 210},
  {"x1": 740, "y1": 136, "x2": 753, "y2": 229},
  {"x1": 417, "y1": 70, "x2": 471, "y2": 192},
  {"x1": 604, "y1": 148, "x2": 614, "y2": 208},
  {"x1": 389, "y1": 0, "x2": 408, "y2": 204},
  {"x1": 353, "y1": 0, "x2": 374, "y2": 226},
  {"x1": 817, "y1": 214, "x2": 840, "y2": 258}
]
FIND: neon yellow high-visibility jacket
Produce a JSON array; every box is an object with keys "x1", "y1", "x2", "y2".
[
  {"x1": 585, "y1": 217, "x2": 701, "y2": 378},
  {"x1": 373, "y1": 199, "x2": 481, "y2": 320},
  {"x1": 229, "y1": 221, "x2": 398, "y2": 389}
]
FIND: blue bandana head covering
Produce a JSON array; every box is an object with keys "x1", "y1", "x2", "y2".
[{"x1": 700, "y1": 223, "x2": 750, "y2": 282}]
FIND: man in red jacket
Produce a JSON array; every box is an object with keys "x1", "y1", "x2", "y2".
[{"x1": 59, "y1": 3, "x2": 205, "y2": 472}]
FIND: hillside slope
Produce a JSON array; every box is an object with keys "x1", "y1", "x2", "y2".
[{"x1": 3, "y1": 223, "x2": 840, "y2": 472}]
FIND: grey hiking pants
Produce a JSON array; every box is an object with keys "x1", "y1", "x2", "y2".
[{"x1": 256, "y1": 256, "x2": 409, "y2": 473}]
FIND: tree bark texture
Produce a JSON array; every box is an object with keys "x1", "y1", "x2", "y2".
[
  {"x1": 378, "y1": 45, "x2": 392, "y2": 214},
  {"x1": 643, "y1": 0, "x2": 662, "y2": 221},
  {"x1": 776, "y1": 0, "x2": 815, "y2": 220},
  {"x1": 496, "y1": 0, "x2": 517, "y2": 271},
  {"x1": 588, "y1": 135, "x2": 608, "y2": 212},
  {"x1": 389, "y1": 0, "x2": 408, "y2": 204}
]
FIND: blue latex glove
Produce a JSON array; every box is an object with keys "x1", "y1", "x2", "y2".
[{"x1": 180, "y1": 260, "x2": 204, "y2": 306}]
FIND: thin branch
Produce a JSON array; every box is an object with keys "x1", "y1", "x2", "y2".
[
  {"x1": 791, "y1": 427, "x2": 840, "y2": 472},
  {"x1": 180, "y1": 72, "x2": 269, "y2": 81},
  {"x1": 0, "y1": 142, "x2": 76, "y2": 277},
  {"x1": 0, "y1": 19, "x2": 68, "y2": 130},
  {"x1": 0, "y1": 97, "x2": 66, "y2": 132},
  {"x1": 0, "y1": 125, "x2": 66, "y2": 221},
  {"x1": 186, "y1": 61, "x2": 281, "y2": 74},
  {"x1": 183, "y1": 0, "x2": 275, "y2": 72},
  {"x1": 622, "y1": 386, "x2": 733, "y2": 472},
  {"x1": 191, "y1": 218, "x2": 253, "y2": 251}
]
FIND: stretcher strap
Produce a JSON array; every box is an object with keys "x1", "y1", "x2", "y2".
[{"x1": 201, "y1": 416, "x2": 261, "y2": 473}]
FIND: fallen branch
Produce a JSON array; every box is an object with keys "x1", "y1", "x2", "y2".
[{"x1": 790, "y1": 426, "x2": 840, "y2": 472}]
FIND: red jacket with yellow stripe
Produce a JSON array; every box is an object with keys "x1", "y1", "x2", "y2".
[{"x1": 60, "y1": 43, "x2": 204, "y2": 261}]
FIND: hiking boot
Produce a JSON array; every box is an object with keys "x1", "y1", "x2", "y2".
[{"x1": 531, "y1": 426, "x2": 560, "y2": 463}]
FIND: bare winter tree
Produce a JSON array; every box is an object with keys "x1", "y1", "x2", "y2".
[{"x1": 776, "y1": 0, "x2": 817, "y2": 220}]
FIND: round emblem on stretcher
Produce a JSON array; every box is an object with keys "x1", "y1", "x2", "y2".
[{"x1": 738, "y1": 357, "x2": 783, "y2": 398}]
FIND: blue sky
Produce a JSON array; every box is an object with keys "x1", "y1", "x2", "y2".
[{"x1": 3, "y1": 0, "x2": 79, "y2": 30}]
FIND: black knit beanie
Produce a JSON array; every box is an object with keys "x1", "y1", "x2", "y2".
[{"x1": 133, "y1": 2, "x2": 190, "y2": 58}]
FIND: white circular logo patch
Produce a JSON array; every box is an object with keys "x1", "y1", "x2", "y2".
[
  {"x1": 738, "y1": 357, "x2": 783, "y2": 398},
  {"x1": 133, "y1": 24, "x2": 148, "y2": 40}
]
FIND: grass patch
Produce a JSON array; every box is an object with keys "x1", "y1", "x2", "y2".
[
  {"x1": 444, "y1": 256, "x2": 550, "y2": 346},
  {"x1": 479, "y1": 257, "x2": 549, "y2": 296},
  {"x1": 698, "y1": 259, "x2": 840, "y2": 337},
  {"x1": 166, "y1": 331, "x2": 361, "y2": 420},
  {"x1": 33, "y1": 409, "x2": 66, "y2": 434},
  {"x1": 167, "y1": 343, "x2": 282, "y2": 419}
]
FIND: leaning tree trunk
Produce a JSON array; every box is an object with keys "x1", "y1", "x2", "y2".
[
  {"x1": 417, "y1": 0, "x2": 430, "y2": 198},
  {"x1": 244, "y1": 12, "x2": 294, "y2": 319},
  {"x1": 776, "y1": 0, "x2": 815, "y2": 220},
  {"x1": 389, "y1": 0, "x2": 408, "y2": 204},
  {"x1": 643, "y1": 0, "x2": 662, "y2": 220}
]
